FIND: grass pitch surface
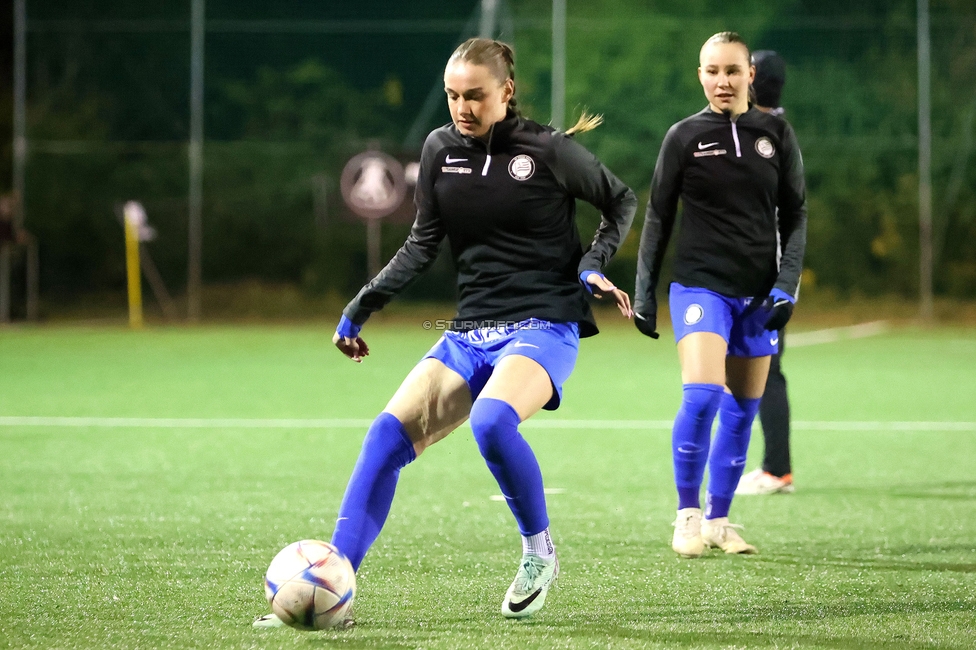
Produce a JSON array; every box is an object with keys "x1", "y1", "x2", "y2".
[{"x1": 1, "y1": 322, "x2": 975, "y2": 649}]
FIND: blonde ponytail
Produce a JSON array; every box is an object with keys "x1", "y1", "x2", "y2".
[{"x1": 565, "y1": 110, "x2": 603, "y2": 135}]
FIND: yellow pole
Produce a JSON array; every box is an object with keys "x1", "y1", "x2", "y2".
[{"x1": 124, "y1": 204, "x2": 143, "y2": 329}]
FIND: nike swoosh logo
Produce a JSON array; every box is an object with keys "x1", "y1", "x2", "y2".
[
  {"x1": 507, "y1": 588, "x2": 543, "y2": 613},
  {"x1": 770, "y1": 338, "x2": 779, "y2": 346},
  {"x1": 698, "y1": 141, "x2": 719, "y2": 150},
  {"x1": 445, "y1": 155, "x2": 468, "y2": 163},
  {"x1": 513, "y1": 342, "x2": 539, "y2": 348}
]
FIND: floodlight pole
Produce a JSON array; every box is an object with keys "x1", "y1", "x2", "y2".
[
  {"x1": 187, "y1": 0, "x2": 205, "y2": 322},
  {"x1": 917, "y1": 0, "x2": 933, "y2": 321},
  {"x1": 479, "y1": 0, "x2": 498, "y2": 37},
  {"x1": 551, "y1": 0, "x2": 566, "y2": 130},
  {"x1": 12, "y1": 0, "x2": 25, "y2": 235},
  {"x1": 3, "y1": 0, "x2": 27, "y2": 324}
]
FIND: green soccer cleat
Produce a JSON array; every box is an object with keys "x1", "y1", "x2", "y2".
[{"x1": 501, "y1": 553, "x2": 559, "y2": 619}]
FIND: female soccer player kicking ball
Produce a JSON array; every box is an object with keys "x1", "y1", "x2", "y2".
[
  {"x1": 257, "y1": 37, "x2": 636, "y2": 626},
  {"x1": 634, "y1": 32, "x2": 807, "y2": 557}
]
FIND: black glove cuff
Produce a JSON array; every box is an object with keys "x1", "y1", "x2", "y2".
[
  {"x1": 635, "y1": 313, "x2": 660, "y2": 339},
  {"x1": 763, "y1": 301, "x2": 794, "y2": 331}
]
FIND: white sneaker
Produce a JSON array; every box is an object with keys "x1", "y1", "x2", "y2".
[
  {"x1": 671, "y1": 507, "x2": 704, "y2": 558},
  {"x1": 501, "y1": 553, "x2": 558, "y2": 618},
  {"x1": 701, "y1": 517, "x2": 758, "y2": 554},
  {"x1": 735, "y1": 469, "x2": 795, "y2": 495}
]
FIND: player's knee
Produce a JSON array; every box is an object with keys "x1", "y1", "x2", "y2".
[
  {"x1": 469, "y1": 398, "x2": 521, "y2": 461},
  {"x1": 361, "y1": 412, "x2": 416, "y2": 470},
  {"x1": 680, "y1": 383, "x2": 725, "y2": 421},
  {"x1": 719, "y1": 394, "x2": 762, "y2": 436},
  {"x1": 721, "y1": 393, "x2": 761, "y2": 420}
]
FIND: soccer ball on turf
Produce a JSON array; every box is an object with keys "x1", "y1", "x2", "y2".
[{"x1": 263, "y1": 539, "x2": 356, "y2": 630}]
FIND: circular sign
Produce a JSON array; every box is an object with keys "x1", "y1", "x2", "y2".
[{"x1": 340, "y1": 151, "x2": 408, "y2": 220}]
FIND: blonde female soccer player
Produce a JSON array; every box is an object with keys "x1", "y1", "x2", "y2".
[{"x1": 634, "y1": 32, "x2": 807, "y2": 557}]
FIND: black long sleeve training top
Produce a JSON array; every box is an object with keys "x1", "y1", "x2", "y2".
[
  {"x1": 635, "y1": 106, "x2": 807, "y2": 317},
  {"x1": 343, "y1": 112, "x2": 637, "y2": 338}
]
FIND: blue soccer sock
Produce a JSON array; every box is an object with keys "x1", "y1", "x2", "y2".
[
  {"x1": 706, "y1": 393, "x2": 762, "y2": 519},
  {"x1": 672, "y1": 383, "x2": 725, "y2": 510},
  {"x1": 331, "y1": 412, "x2": 416, "y2": 571},
  {"x1": 470, "y1": 398, "x2": 549, "y2": 536}
]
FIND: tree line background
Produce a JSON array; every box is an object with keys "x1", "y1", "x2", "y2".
[{"x1": 1, "y1": 0, "x2": 974, "y2": 317}]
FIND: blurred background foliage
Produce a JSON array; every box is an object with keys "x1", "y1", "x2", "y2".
[{"x1": 0, "y1": 0, "x2": 974, "y2": 317}]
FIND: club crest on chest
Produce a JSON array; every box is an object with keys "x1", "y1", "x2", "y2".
[
  {"x1": 508, "y1": 155, "x2": 535, "y2": 181},
  {"x1": 755, "y1": 137, "x2": 775, "y2": 159}
]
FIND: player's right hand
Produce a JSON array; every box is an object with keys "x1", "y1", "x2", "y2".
[
  {"x1": 333, "y1": 332, "x2": 370, "y2": 362},
  {"x1": 334, "y1": 315, "x2": 369, "y2": 362},
  {"x1": 634, "y1": 312, "x2": 659, "y2": 339}
]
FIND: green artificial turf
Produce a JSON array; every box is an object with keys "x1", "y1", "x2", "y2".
[{"x1": 1, "y1": 323, "x2": 974, "y2": 648}]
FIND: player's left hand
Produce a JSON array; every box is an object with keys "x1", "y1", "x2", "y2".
[
  {"x1": 763, "y1": 288, "x2": 795, "y2": 331},
  {"x1": 581, "y1": 271, "x2": 633, "y2": 318},
  {"x1": 634, "y1": 312, "x2": 659, "y2": 339}
]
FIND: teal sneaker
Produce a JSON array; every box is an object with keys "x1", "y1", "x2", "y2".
[{"x1": 501, "y1": 553, "x2": 558, "y2": 618}]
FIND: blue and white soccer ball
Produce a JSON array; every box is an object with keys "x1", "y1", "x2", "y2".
[{"x1": 263, "y1": 540, "x2": 356, "y2": 630}]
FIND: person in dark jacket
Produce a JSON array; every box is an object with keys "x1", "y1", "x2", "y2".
[
  {"x1": 634, "y1": 32, "x2": 807, "y2": 558},
  {"x1": 736, "y1": 50, "x2": 797, "y2": 496},
  {"x1": 256, "y1": 38, "x2": 636, "y2": 626}
]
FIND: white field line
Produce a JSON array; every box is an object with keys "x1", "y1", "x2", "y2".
[
  {"x1": 0, "y1": 324, "x2": 900, "y2": 432},
  {"x1": 0, "y1": 416, "x2": 973, "y2": 431},
  {"x1": 788, "y1": 320, "x2": 890, "y2": 347},
  {"x1": 528, "y1": 420, "x2": 976, "y2": 431},
  {"x1": 0, "y1": 416, "x2": 375, "y2": 429}
]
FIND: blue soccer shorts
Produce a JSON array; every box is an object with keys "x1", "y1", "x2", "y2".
[
  {"x1": 669, "y1": 283, "x2": 778, "y2": 357},
  {"x1": 423, "y1": 318, "x2": 580, "y2": 411}
]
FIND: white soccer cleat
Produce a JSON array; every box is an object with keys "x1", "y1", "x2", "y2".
[
  {"x1": 252, "y1": 613, "x2": 285, "y2": 629},
  {"x1": 735, "y1": 469, "x2": 795, "y2": 495},
  {"x1": 501, "y1": 553, "x2": 558, "y2": 618},
  {"x1": 701, "y1": 517, "x2": 758, "y2": 554},
  {"x1": 252, "y1": 612, "x2": 355, "y2": 630},
  {"x1": 671, "y1": 507, "x2": 705, "y2": 558}
]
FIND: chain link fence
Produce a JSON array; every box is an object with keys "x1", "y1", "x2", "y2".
[{"x1": 3, "y1": 0, "x2": 974, "y2": 319}]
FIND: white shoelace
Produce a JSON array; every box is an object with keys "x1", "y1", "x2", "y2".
[{"x1": 516, "y1": 556, "x2": 549, "y2": 591}]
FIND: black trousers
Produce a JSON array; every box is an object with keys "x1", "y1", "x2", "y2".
[{"x1": 758, "y1": 329, "x2": 792, "y2": 476}]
